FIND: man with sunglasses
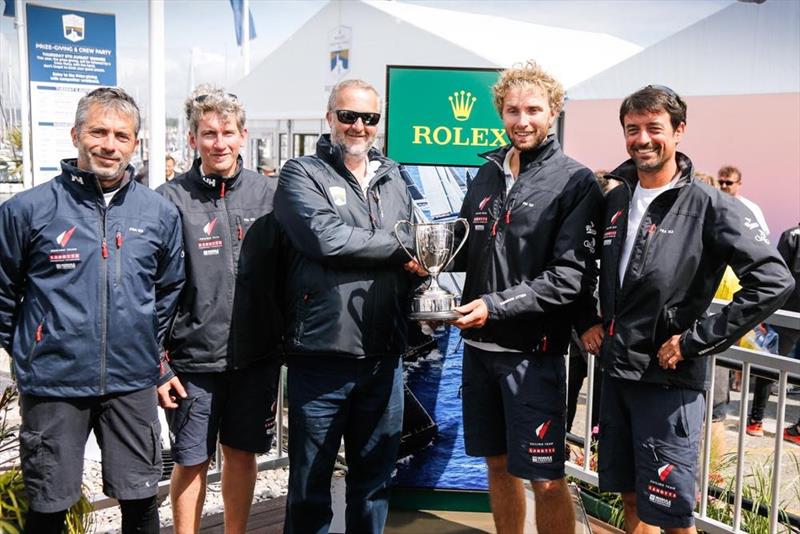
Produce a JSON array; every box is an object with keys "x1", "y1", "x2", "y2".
[
  {"x1": 718, "y1": 165, "x2": 770, "y2": 236},
  {"x1": 577, "y1": 85, "x2": 792, "y2": 533},
  {"x1": 157, "y1": 85, "x2": 282, "y2": 534},
  {"x1": 275, "y1": 79, "x2": 425, "y2": 533}
]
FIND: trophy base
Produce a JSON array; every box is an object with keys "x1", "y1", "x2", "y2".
[
  {"x1": 409, "y1": 310, "x2": 463, "y2": 321},
  {"x1": 409, "y1": 289, "x2": 461, "y2": 322}
]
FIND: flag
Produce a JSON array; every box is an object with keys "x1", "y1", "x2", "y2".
[
  {"x1": 2, "y1": 1, "x2": 16, "y2": 18},
  {"x1": 229, "y1": 0, "x2": 256, "y2": 46}
]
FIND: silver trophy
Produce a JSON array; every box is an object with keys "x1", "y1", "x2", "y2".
[{"x1": 395, "y1": 219, "x2": 469, "y2": 320}]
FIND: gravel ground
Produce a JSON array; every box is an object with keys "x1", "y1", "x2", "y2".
[{"x1": 87, "y1": 460, "x2": 289, "y2": 532}]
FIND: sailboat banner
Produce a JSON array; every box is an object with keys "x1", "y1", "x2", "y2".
[{"x1": 385, "y1": 66, "x2": 508, "y2": 492}]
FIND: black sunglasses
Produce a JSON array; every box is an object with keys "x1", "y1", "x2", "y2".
[
  {"x1": 334, "y1": 109, "x2": 381, "y2": 126},
  {"x1": 645, "y1": 84, "x2": 679, "y2": 99},
  {"x1": 718, "y1": 180, "x2": 739, "y2": 186},
  {"x1": 194, "y1": 93, "x2": 238, "y2": 103}
]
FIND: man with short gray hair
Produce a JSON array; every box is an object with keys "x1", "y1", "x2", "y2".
[
  {"x1": 0, "y1": 86, "x2": 185, "y2": 533},
  {"x1": 275, "y1": 79, "x2": 425, "y2": 533},
  {"x1": 157, "y1": 85, "x2": 282, "y2": 534}
]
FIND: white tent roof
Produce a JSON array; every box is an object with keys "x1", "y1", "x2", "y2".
[
  {"x1": 232, "y1": 0, "x2": 641, "y2": 120},
  {"x1": 567, "y1": 0, "x2": 800, "y2": 99}
]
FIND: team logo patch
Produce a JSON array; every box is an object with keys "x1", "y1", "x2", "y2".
[
  {"x1": 198, "y1": 217, "x2": 223, "y2": 256},
  {"x1": 527, "y1": 419, "x2": 557, "y2": 464},
  {"x1": 536, "y1": 419, "x2": 551, "y2": 439},
  {"x1": 329, "y1": 186, "x2": 347, "y2": 206},
  {"x1": 56, "y1": 226, "x2": 77, "y2": 248},
  {"x1": 203, "y1": 217, "x2": 218, "y2": 236},
  {"x1": 647, "y1": 462, "x2": 679, "y2": 509},
  {"x1": 49, "y1": 225, "x2": 81, "y2": 269},
  {"x1": 658, "y1": 463, "x2": 674, "y2": 481}
]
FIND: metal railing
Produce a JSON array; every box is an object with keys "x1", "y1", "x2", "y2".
[{"x1": 565, "y1": 301, "x2": 800, "y2": 533}]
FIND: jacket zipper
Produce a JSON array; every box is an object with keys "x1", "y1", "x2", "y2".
[
  {"x1": 98, "y1": 201, "x2": 109, "y2": 394},
  {"x1": 27, "y1": 317, "x2": 46, "y2": 362},
  {"x1": 219, "y1": 184, "x2": 237, "y2": 367},
  {"x1": 115, "y1": 229, "x2": 123, "y2": 285}
]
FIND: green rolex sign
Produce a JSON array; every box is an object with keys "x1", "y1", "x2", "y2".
[{"x1": 385, "y1": 66, "x2": 507, "y2": 167}]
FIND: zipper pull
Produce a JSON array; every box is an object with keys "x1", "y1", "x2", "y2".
[
  {"x1": 372, "y1": 190, "x2": 384, "y2": 219},
  {"x1": 101, "y1": 239, "x2": 109, "y2": 259},
  {"x1": 237, "y1": 218, "x2": 244, "y2": 241},
  {"x1": 609, "y1": 318, "x2": 615, "y2": 336},
  {"x1": 35, "y1": 324, "x2": 43, "y2": 342},
  {"x1": 648, "y1": 223, "x2": 657, "y2": 235},
  {"x1": 541, "y1": 335, "x2": 548, "y2": 352},
  {"x1": 115, "y1": 231, "x2": 123, "y2": 249},
  {"x1": 505, "y1": 209, "x2": 512, "y2": 224},
  {"x1": 491, "y1": 220, "x2": 499, "y2": 236},
  {"x1": 220, "y1": 180, "x2": 226, "y2": 199}
]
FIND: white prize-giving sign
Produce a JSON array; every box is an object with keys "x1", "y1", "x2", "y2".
[
  {"x1": 26, "y1": 4, "x2": 116, "y2": 185},
  {"x1": 328, "y1": 26, "x2": 352, "y2": 81}
]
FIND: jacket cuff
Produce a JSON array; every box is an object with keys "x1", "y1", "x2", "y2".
[
  {"x1": 482, "y1": 294, "x2": 500, "y2": 319},
  {"x1": 158, "y1": 352, "x2": 175, "y2": 387},
  {"x1": 574, "y1": 313, "x2": 602, "y2": 337},
  {"x1": 679, "y1": 331, "x2": 696, "y2": 359}
]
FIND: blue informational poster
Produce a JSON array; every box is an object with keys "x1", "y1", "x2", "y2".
[{"x1": 25, "y1": 3, "x2": 116, "y2": 184}]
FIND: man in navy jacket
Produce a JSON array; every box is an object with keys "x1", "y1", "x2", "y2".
[
  {"x1": 579, "y1": 85, "x2": 793, "y2": 533},
  {"x1": 0, "y1": 87, "x2": 184, "y2": 534}
]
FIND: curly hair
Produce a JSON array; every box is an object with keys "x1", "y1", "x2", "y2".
[
  {"x1": 492, "y1": 60, "x2": 565, "y2": 116},
  {"x1": 185, "y1": 84, "x2": 245, "y2": 135}
]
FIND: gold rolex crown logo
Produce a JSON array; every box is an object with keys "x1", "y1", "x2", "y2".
[{"x1": 449, "y1": 90, "x2": 476, "y2": 122}]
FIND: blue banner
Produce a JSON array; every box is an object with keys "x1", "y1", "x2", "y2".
[
  {"x1": 228, "y1": 0, "x2": 257, "y2": 46},
  {"x1": 26, "y1": 3, "x2": 116, "y2": 85}
]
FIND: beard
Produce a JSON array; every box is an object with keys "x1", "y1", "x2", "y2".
[
  {"x1": 332, "y1": 130, "x2": 375, "y2": 158},
  {"x1": 630, "y1": 144, "x2": 667, "y2": 173},
  {"x1": 509, "y1": 127, "x2": 548, "y2": 152},
  {"x1": 79, "y1": 146, "x2": 130, "y2": 184}
]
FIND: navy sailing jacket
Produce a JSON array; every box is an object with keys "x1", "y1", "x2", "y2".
[
  {"x1": 157, "y1": 158, "x2": 283, "y2": 374},
  {"x1": 454, "y1": 136, "x2": 603, "y2": 354},
  {"x1": 274, "y1": 135, "x2": 415, "y2": 358},
  {"x1": 581, "y1": 153, "x2": 793, "y2": 391},
  {"x1": 0, "y1": 160, "x2": 185, "y2": 397}
]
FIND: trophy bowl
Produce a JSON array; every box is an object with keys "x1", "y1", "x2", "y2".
[{"x1": 395, "y1": 219, "x2": 469, "y2": 321}]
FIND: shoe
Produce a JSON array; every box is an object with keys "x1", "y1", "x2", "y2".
[
  {"x1": 784, "y1": 425, "x2": 800, "y2": 445},
  {"x1": 746, "y1": 420, "x2": 764, "y2": 437}
]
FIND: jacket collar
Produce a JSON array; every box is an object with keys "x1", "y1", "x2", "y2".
[
  {"x1": 608, "y1": 152, "x2": 694, "y2": 192},
  {"x1": 59, "y1": 158, "x2": 134, "y2": 197},
  {"x1": 315, "y1": 134, "x2": 395, "y2": 179},
  {"x1": 190, "y1": 156, "x2": 244, "y2": 194},
  {"x1": 479, "y1": 134, "x2": 559, "y2": 174}
]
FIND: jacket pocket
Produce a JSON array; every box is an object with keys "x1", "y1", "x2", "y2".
[
  {"x1": 25, "y1": 315, "x2": 48, "y2": 364},
  {"x1": 292, "y1": 292, "x2": 311, "y2": 343}
]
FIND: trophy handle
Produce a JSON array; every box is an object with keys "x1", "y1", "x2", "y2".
[
  {"x1": 393, "y1": 220, "x2": 417, "y2": 262},
  {"x1": 441, "y1": 218, "x2": 470, "y2": 272}
]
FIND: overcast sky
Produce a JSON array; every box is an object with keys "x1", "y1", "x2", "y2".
[{"x1": 1, "y1": 0, "x2": 732, "y2": 118}]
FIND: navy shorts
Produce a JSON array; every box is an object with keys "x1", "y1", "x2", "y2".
[
  {"x1": 598, "y1": 376, "x2": 705, "y2": 529},
  {"x1": 462, "y1": 344, "x2": 567, "y2": 481},
  {"x1": 165, "y1": 361, "x2": 279, "y2": 466},
  {"x1": 20, "y1": 387, "x2": 161, "y2": 512}
]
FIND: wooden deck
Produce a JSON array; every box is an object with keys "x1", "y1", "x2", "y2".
[{"x1": 159, "y1": 485, "x2": 624, "y2": 533}]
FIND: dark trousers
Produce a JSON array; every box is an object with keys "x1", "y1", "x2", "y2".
[
  {"x1": 284, "y1": 355, "x2": 403, "y2": 534},
  {"x1": 748, "y1": 325, "x2": 800, "y2": 423}
]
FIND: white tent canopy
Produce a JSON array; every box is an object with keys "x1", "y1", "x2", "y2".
[
  {"x1": 231, "y1": 0, "x2": 641, "y2": 121},
  {"x1": 567, "y1": 0, "x2": 800, "y2": 99}
]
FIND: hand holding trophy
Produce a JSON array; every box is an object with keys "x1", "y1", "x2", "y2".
[{"x1": 394, "y1": 219, "x2": 469, "y2": 320}]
